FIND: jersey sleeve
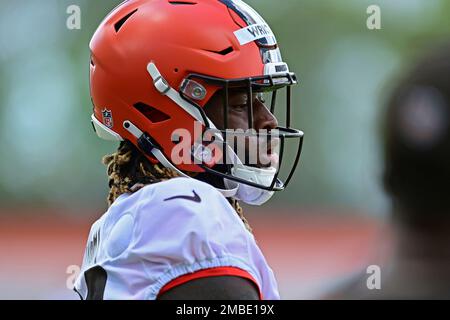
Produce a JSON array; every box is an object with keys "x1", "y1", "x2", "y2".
[{"x1": 129, "y1": 178, "x2": 265, "y2": 299}]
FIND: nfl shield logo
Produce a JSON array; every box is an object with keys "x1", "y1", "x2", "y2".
[{"x1": 102, "y1": 109, "x2": 113, "y2": 128}]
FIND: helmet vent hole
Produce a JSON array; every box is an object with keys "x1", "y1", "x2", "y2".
[
  {"x1": 134, "y1": 102, "x2": 171, "y2": 123},
  {"x1": 168, "y1": 1, "x2": 197, "y2": 5},
  {"x1": 114, "y1": 9, "x2": 138, "y2": 32},
  {"x1": 217, "y1": 46, "x2": 234, "y2": 56},
  {"x1": 206, "y1": 46, "x2": 234, "y2": 56}
]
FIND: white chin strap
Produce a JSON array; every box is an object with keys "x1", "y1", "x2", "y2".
[{"x1": 124, "y1": 115, "x2": 275, "y2": 205}]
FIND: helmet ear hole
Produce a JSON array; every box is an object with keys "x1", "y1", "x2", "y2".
[{"x1": 134, "y1": 102, "x2": 171, "y2": 123}]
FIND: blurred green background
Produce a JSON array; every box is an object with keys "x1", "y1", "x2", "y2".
[{"x1": 0, "y1": 0, "x2": 450, "y2": 299}]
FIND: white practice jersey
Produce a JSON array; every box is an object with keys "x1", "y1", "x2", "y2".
[{"x1": 74, "y1": 177, "x2": 280, "y2": 300}]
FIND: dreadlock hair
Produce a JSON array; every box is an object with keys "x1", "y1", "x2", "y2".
[{"x1": 102, "y1": 140, "x2": 252, "y2": 232}]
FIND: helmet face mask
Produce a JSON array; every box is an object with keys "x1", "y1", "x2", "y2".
[
  {"x1": 89, "y1": 0, "x2": 305, "y2": 201},
  {"x1": 178, "y1": 71, "x2": 304, "y2": 192}
]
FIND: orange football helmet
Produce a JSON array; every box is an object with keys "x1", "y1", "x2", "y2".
[{"x1": 90, "y1": 0, "x2": 304, "y2": 204}]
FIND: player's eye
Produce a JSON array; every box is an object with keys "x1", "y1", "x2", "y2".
[{"x1": 257, "y1": 93, "x2": 266, "y2": 103}]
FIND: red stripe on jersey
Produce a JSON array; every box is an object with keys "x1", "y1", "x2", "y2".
[{"x1": 157, "y1": 266, "x2": 263, "y2": 299}]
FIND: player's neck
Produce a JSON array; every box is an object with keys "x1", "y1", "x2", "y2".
[{"x1": 193, "y1": 166, "x2": 227, "y2": 189}]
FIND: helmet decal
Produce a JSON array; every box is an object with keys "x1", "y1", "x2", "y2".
[
  {"x1": 233, "y1": 23, "x2": 275, "y2": 46},
  {"x1": 220, "y1": 0, "x2": 277, "y2": 47},
  {"x1": 101, "y1": 109, "x2": 114, "y2": 129}
]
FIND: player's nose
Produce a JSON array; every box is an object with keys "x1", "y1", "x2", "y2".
[{"x1": 254, "y1": 100, "x2": 278, "y2": 131}]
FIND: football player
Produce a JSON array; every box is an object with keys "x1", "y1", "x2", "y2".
[{"x1": 74, "y1": 0, "x2": 304, "y2": 300}]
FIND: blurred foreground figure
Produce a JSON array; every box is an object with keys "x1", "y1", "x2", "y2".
[
  {"x1": 331, "y1": 42, "x2": 450, "y2": 299},
  {"x1": 380, "y1": 42, "x2": 450, "y2": 299}
]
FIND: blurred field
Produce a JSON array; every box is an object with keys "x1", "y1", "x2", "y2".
[{"x1": 0, "y1": 207, "x2": 387, "y2": 300}]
